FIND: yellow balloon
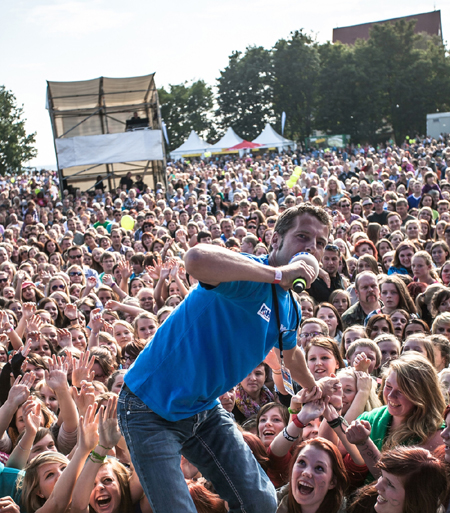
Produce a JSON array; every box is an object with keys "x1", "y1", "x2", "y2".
[
  {"x1": 121, "y1": 215, "x2": 135, "y2": 231},
  {"x1": 294, "y1": 166, "x2": 302, "y2": 174}
]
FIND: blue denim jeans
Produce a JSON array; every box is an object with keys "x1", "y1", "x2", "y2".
[{"x1": 118, "y1": 386, "x2": 277, "y2": 513}]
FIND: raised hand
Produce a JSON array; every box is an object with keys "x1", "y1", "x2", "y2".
[
  {"x1": 316, "y1": 376, "x2": 341, "y2": 398},
  {"x1": 0, "y1": 496, "x2": 20, "y2": 513},
  {"x1": 146, "y1": 254, "x2": 162, "y2": 280},
  {"x1": 103, "y1": 274, "x2": 114, "y2": 288},
  {"x1": 64, "y1": 304, "x2": 78, "y2": 321},
  {"x1": 86, "y1": 276, "x2": 97, "y2": 289},
  {"x1": 353, "y1": 352, "x2": 371, "y2": 373},
  {"x1": 102, "y1": 321, "x2": 114, "y2": 336},
  {"x1": 345, "y1": 419, "x2": 372, "y2": 446},
  {"x1": 294, "y1": 386, "x2": 322, "y2": 408},
  {"x1": 89, "y1": 308, "x2": 103, "y2": 333},
  {"x1": 322, "y1": 397, "x2": 340, "y2": 423},
  {"x1": 298, "y1": 399, "x2": 326, "y2": 425},
  {"x1": 22, "y1": 399, "x2": 41, "y2": 436},
  {"x1": 71, "y1": 380, "x2": 95, "y2": 417},
  {"x1": 0, "y1": 312, "x2": 13, "y2": 334},
  {"x1": 71, "y1": 351, "x2": 95, "y2": 388},
  {"x1": 57, "y1": 328, "x2": 73, "y2": 349},
  {"x1": 104, "y1": 300, "x2": 120, "y2": 312},
  {"x1": 22, "y1": 303, "x2": 36, "y2": 320},
  {"x1": 45, "y1": 355, "x2": 69, "y2": 391},
  {"x1": 118, "y1": 260, "x2": 132, "y2": 280},
  {"x1": 98, "y1": 396, "x2": 121, "y2": 450},
  {"x1": 26, "y1": 315, "x2": 43, "y2": 334},
  {"x1": 7, "y1": 373, "x2": 34, "y2": 408},
  {"x1": 78, "y1": 403, "x2": 100, "y2": 453}
]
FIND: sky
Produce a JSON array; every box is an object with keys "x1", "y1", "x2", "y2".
[{"x1": 2, "y1": 0, "x2": 448, "y2": 169}]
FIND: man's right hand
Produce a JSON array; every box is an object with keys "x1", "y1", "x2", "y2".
[{"x1": 278, "y1": 260, "x2": 316, "y2": 291}]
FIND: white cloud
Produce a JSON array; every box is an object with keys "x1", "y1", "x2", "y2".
[{"x1": 26, "y1": 1, "x2": 132, "y2": 36}]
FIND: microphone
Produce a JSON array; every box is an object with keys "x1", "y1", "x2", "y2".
[{"x1": 289, "y1": 252, "x2": 320, "y2": 293}]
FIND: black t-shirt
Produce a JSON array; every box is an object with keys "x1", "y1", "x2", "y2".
[{"x1": 367, "y1": 210, "x2": 389, "y2": 225}]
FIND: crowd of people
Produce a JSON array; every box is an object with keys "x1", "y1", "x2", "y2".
[{"x1": 0, "y1": 135, "x2": 450, "y2": 511}]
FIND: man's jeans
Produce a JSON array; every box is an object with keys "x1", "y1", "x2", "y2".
[{"x1": 118, "y1": 386, "x2": 277, "y2": 513}]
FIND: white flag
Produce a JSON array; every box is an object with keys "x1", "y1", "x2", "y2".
[{"x1": 281, "y1": 112, "x2": 286, "y2": 136}]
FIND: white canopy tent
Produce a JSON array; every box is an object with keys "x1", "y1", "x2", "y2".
[
  {"x1": 47, "y1": 73, "x2": 166, "y2": 192},
  {"x1": 252, "y1": 123, "x2": 295, "y2": 151},
  {"x1": 169, "y1": 130, "x2": 212, "y2": 161},
  {"x1": 208, "y1": 127, "x2": 243, "y2": 153}
]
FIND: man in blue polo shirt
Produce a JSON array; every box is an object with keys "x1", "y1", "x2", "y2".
[{"x1": 118, "y1": 204, "x2": 334, "y2": 513}]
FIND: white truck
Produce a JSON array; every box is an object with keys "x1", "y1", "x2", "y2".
[{"x1": 426, "y1": 112, "x2": 450, "y2": 139}]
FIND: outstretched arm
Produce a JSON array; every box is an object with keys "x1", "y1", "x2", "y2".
[{"x1": 184, "y1": 244, "x2": 317, "y2": 289}]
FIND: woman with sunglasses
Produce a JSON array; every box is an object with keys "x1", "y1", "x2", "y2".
[
  {"x1": 47, "y1": 276, "x2": 70, "y2": 298},
  {"x1": 67, "y1": 265, "x2": 86, "y2": 287}
]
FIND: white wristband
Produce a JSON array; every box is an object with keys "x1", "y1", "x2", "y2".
[{"x1": 272, "y1": 269, "x2": 282, "y2": 284}]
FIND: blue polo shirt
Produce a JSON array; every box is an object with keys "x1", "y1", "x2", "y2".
[{"x1": 124, "y1": 254, "x2": 300, "y2": 421}]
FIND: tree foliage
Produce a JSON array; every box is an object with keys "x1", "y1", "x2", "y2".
[
  {"x1": 0, "y1": 86, "x2": 37, "y2": 175},
  {"x1": 158, "y1": 80, "x2": 214, "y2": 151},
  {"x1": 272, "y1": 31, "x2": 320, "y2": 141},
  {"x1": 216, "y1": 46, "x2": 274, "y2": 140},
  {"x1": 161, "y1": 20, "x2": 450, "y2": 148}
]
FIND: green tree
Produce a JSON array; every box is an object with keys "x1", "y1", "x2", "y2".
[
  {"x1": 315, "y1": 41, "x2": 388, "y2": 143},
  {"x1": 0, "y1": 86, "x2": 37, "y2": 175},
  {"x1": 365, "y1": 20, "x2": 450, "y2": 142},
  {"x1": 216, "y1": 46, "x2": 274, "y2": 140},
  {"x1": 272, "y1": 31, "x2": 320, "y2": 141},
  {"x1": 158, "y1": 80, "x2": 214, "y2": 151}
]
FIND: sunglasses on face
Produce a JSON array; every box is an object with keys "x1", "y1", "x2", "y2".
[
  {"x1": 52, "y1": 284, "x2": 65, "y2": 291},
  {"x1": 0, "y1": 278, "x2": 7, "y2": 283},
  {"x1": 69, "y1": 254, "x2": 82, "y2": 259},
  {"x1": 69, "y1": 272, "x2": 82, "y2": 277},
  {"x1": 248, "y1": 225, "x2": 257, "y2": 230}
]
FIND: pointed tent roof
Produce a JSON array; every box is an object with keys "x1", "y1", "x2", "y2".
[
  {"x1": 209, "y1": 127, "x2": 243, "y2": 151},
  {"x1": 170, "y1": 130, "x2": 211, "y2": 159},
  {"x1": 252, "y1": 123, "x2": 294, "y2": 148}
]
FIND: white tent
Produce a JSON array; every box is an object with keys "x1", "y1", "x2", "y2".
[
  {"x1": 252, "y1": 123, "x2": 295, "y2": 151},
  {"x1": 169, "y1": 130, "x2": 212, "y2": 161},
  {"x1": 208, "y1": 127, "x2": 243, "y2": 153},
  {"x1": 47, "y1": 73, "x2": 166, "y2": 192}
]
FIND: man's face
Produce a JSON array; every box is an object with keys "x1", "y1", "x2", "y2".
[
  {"x1": 322, "y1": 250, "x2": 340, "y2": 276},
  {"x1": 221, "y1": 221, "x2": 233, "y2": 238},
  {"x1": 67, "y1": 219, "x2": 76, "y2": 232},
  {"x1": 374, "y1": 197, "x2": 384, "y2": 213},
  {"x1": 338, "y1": 200, "x2": 351, "y2": 218},
  {"x1": 270, "y1": 214, "x2": 329, "y2": 265},
  {"x1": 396, "y1": 203, "x2": 407, "y2": 218},
  {"x1": 111, "y1": 232, "x2": 121, "y2": 247},
  {"x1": 356, "y1": 274, "x2": 380, "y2": 306},
  {"x1": 234, "y1": 217, "x2": 245, "y2": 228},
  {"x1": 210, "y1": 224, "x2": 221, "y2": 239},
  {"x1": 388, "y1": 215, "x2": 402, "y2": 233},
  {"x1": 438, "y1": 204, "x2": 449, "y2": 215},
  {"x1": 102, "y1": 257, "x2": 115, "y2": 272},
  {"x1": 96, "y1": 211, "x2": 105, "y2": 223}
]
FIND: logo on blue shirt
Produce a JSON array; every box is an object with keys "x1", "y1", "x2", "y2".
[{"x1": 258, "y1": 303, "x2": 271, "y2": 322}]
